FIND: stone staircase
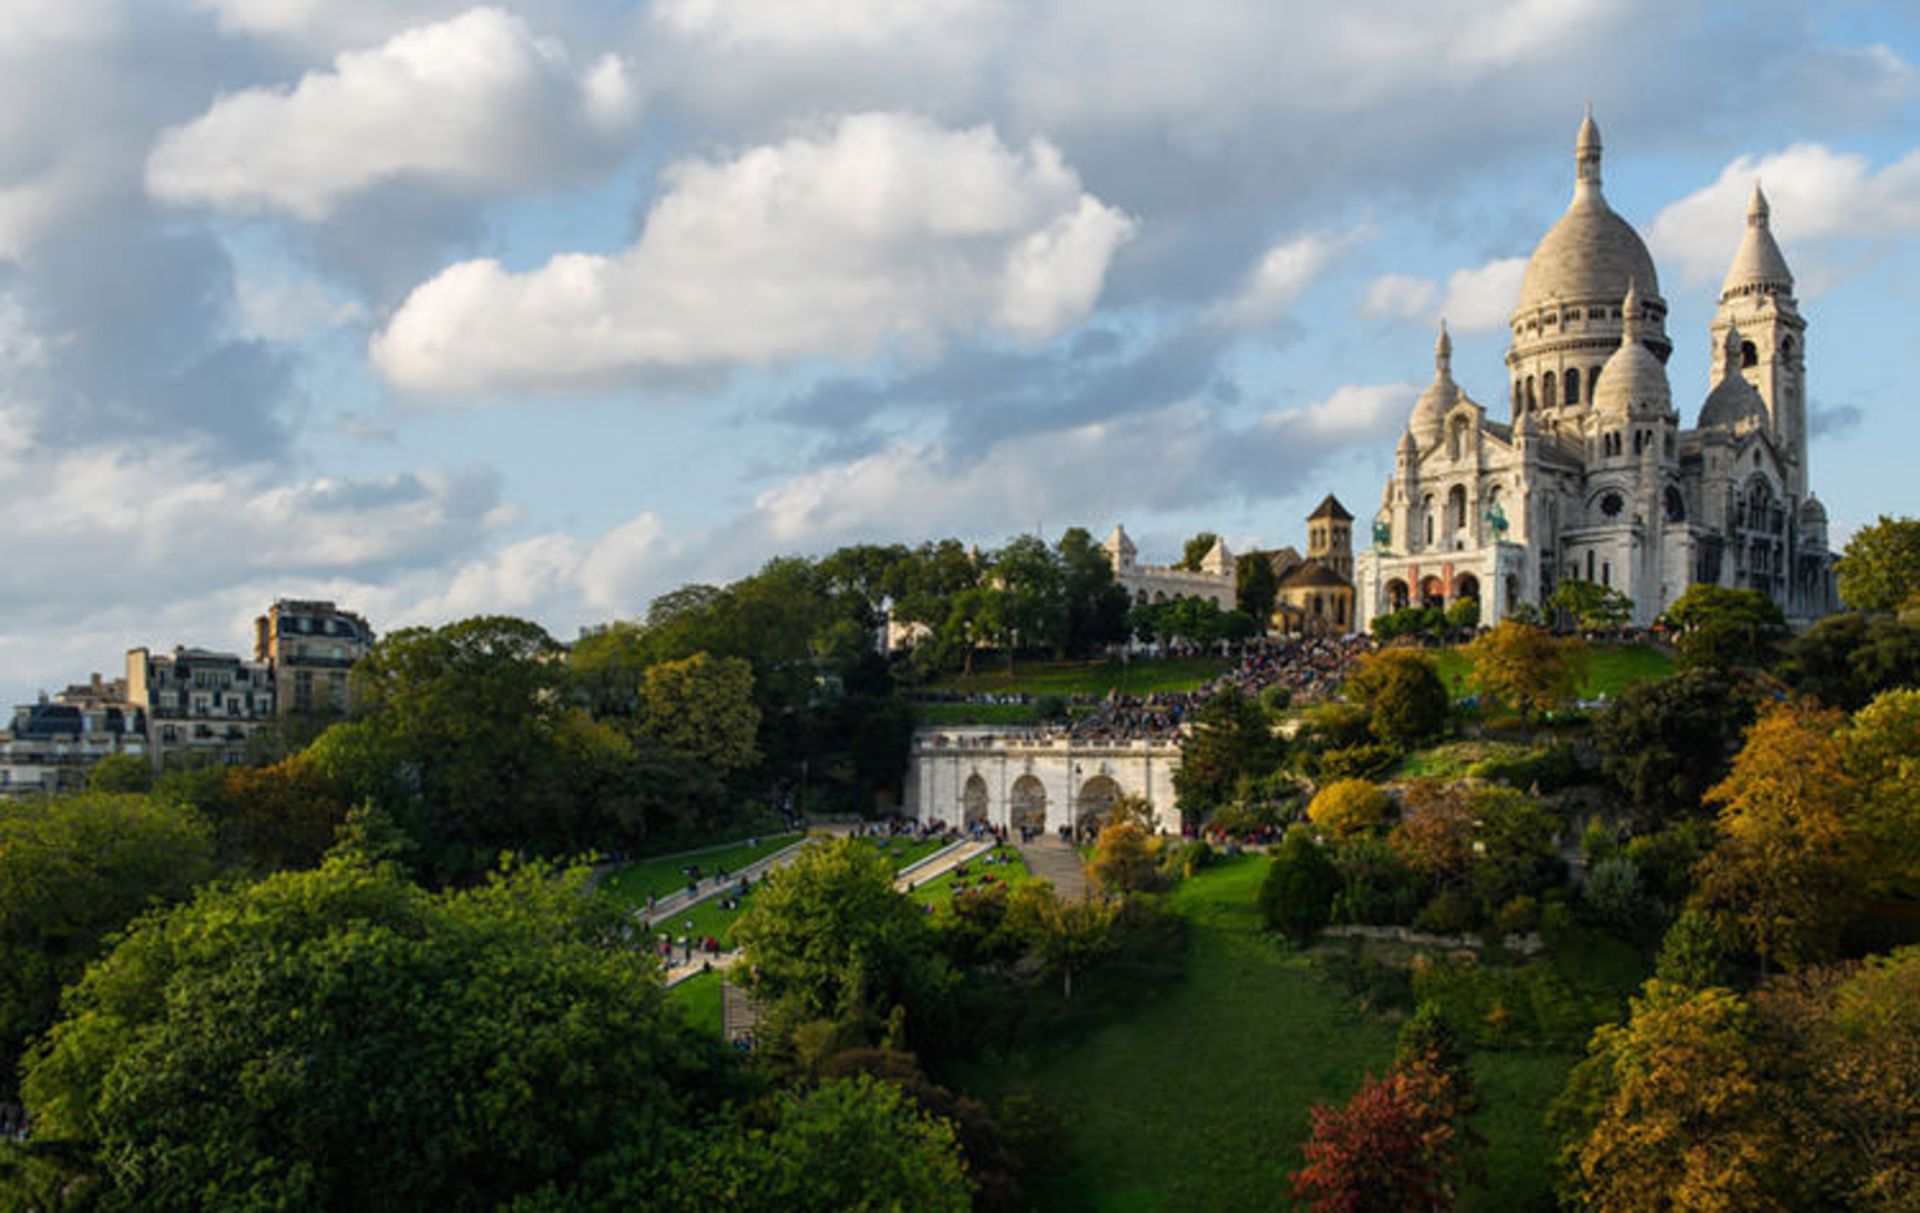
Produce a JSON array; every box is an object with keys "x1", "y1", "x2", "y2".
[
  {"x1": 1017, "y1": 836, "x2": 1091, "y2": 900},
  {"x1": 721, "y1": 977, "x2": 762, "y2": 1044}
]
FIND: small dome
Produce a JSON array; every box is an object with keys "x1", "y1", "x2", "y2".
[
  {"x1": 1800, "y1": 495, "x2": 1828, "y2": 523},
  {"x1": 1407, "y1": 323, "x2": 1457, "y2": 446},
  {"x1": 1699, "y1": 326, "x2": 1766, "y2": 430},
  {"x1": 1721, "y1": 182, "x2": 1794, "y2": 300},
  {"x1": 1398, "y1": 428, "x2": 1418, "y2": 457},
  {"x1": 1515, "y1": 112, "x2": 1663, "y2": 314},
  {"x1": 1592, "y1": 281, "x2": 1670, "y2": 417}
]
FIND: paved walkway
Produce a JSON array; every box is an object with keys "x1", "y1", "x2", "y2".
[
  {"x1": 1018, "y1": 835, "x2": 1091, "y2": 900},
  {"x1": 639, "y1": 836, "x2": 815, "y2": 928}
]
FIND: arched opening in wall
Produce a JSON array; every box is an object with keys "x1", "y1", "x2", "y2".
[
  {"x1": 1542, "y1": 371, "x2": 1558, "y2": 408},
  {"x1": 1665, "y1": 486, "x2": 1686, "y2": 524},
  {"x1": 962, "y1": 774, "x2": 989, "y2": 826},
  {"x1": 1454, "y1": 573, "x2": 1480, "y2": 603},
  {"x1": 1526, "y1": 376, "x2": 1537, "y2": 409},
  {"x1": 1420, "y1": 576, "x2": 1446, "y2": 609},
  {"x1": 1449, "y1": 416, "x2": 1467, "y2": 459},
  {"x1": 1135, "y1": 589, "x2": 1149, "y2": 606},
  {"x1": 1448, "y1": 484, "x2": 1468, "y2": 541},
  {"x1": 1077, "y1": 774, "x2": 1122, "y2": 831},
  {"x1": 1153, "y1": 591, "x2": 1167, "y2": 604},
  {"x1": 1422, "y1": 496, "x2": 1435, "y2": 546},
  {"x1": 1741, "y1": 340, "x2": 1758, "y2": 369},
  {"x1": 1505, "y1": 574, "x2": 1521, "y2": 615},
  {"x1": 1011, "y1": 775, "x2": 1048, "y2": 832},
  {"x1": 1386, "y1": 579, "x2": 1410, "y2": 611},
  {"x1": 1782, "y1": 336, "x2": 1797, "y2": 361},
  {"x1": 1565, "y1": 367, "x2": 1581, "y2": 405}
]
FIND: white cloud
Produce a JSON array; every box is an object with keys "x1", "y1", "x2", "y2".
[
  {"x1": 1439, "y1": 256, "x2": 1527, "y2": 331},
  {"x1": 1362, "y1": 274, "x2": 1438, "y2": 322},
  {"x1": 372, "y1": 112, "x2": 1135, "y2": 394},
  {"x1": 655, "y1": 0, "x2": 998, "y2": 49},
  {"x1": 1649, "y1": 143, "x2": 1920, "y2": 289},
  {"x1": 194, "y1": 0, "x2": 477, "y2": 52},
  {"x1": 1214, "y1": 225, "x2": 1372, "y2": 328},
  {"x1": 754, "y1": 380, "x2": 1414, "y2": 546},
  {"x1": 148, "y1": 7, "x2": 640, "y2": 222},
  {"x1": 1353, "y1": 257, "x2": 1523, "y2": 332}
]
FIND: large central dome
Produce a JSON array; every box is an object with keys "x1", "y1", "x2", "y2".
[{"x1": 1514, "y1": 112, "x2": 1661, "y2": 314}]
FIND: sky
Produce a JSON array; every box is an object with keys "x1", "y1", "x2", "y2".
[{"x1": 4, "y1": 0, "x2": 1920, "y2": 707}]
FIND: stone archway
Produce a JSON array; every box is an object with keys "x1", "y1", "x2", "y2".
[
  {"x1": 1076, "y1": 774, "x2": 1123, "y2": 829},
  {"x1": 1420, "y1": 575, "x2": 1446, "y2": 609},
  {"x1": 1386, "y1": 578, "x2": 1410, "y2": 612},
  {"x1": 961, "y1": 774, "x2": 989, "y2": 826},
  {"x1": 1454, "y1": 573, "x2": 1480, "y2": 602},
  {"x1": 1010, "y1": 775, "x2": 1048, "y2": 832}
]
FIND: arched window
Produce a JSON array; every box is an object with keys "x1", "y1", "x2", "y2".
[
  {"x1": 1741, "y1": 340, "x2": 1758, "y2": 369},
  {"x1": 1526, "y1": 377, "x2": 1537, "y2": 409},
  {"x1": 1664, "y1": 430, "x2": 1674, "y2": 457},
  {"x1": 1423, "y1": 496, "x2": 1435, "y2": 546},
  {"x1": 1542, "y1": 371, "x2": 1558, "y2": 408},
  {"x1": 1512, "y1": 380, "x2": 1523, "y2": 410},
  {"x1": 1565, "y1": 367, "x2": 1581, "y2": 405}
]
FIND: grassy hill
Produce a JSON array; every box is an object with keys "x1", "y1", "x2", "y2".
[
  {"x1": 952, "y1": 856, "x2": 1575, "y2": 1211},
  {"x1": 1430, "y1": 642, "x2": 1673, "y2": 700}
]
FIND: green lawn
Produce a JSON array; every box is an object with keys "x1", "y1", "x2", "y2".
[
  {"x1": 599, "y1": 832, "x2": 805, "y2": 906},
  {"x1": 667, "y1": 969, "x2": 723, "y2": 1034},
  {"x1": 916, "y1": 702, "x2": 1045, "y2": 726},
  {"x1": 922, "y1": 656, "x2": 1230, "y2": 699},
  {"x1": 1392, "y1": 739, "x2": 1534, "y2": 781},
  {"x1": 905, "y1": 846, "x2": 1031, "y2": 909},
  {"x1": 952, "y1": 856, "x2": 1571, "y2": 1211},
  {"x1": 1432, "y1": 642, "x2": 1673, "y2": 700}
]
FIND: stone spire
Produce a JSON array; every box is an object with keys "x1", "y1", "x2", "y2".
[
  {"x1": 1721, "y1": 180, "x2": 1794, "y2": 300},
  {"x1": 1407, "y1": 320, "x2": 1457, "y2": 448},
  {"x1": 1576, "y1": 103, "x2": 1602, "y2": 191},
  {"x1": 1435, "y1": 319, "x2": 1452, "y2": 376}
]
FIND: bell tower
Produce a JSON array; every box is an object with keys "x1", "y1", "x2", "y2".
[
  {"x1": 1712, "y1": 182, "x2": 1807, "y2": 498},
  {"x1": 1307, "y1": 495, "x2": 1354, "y2": 581}
]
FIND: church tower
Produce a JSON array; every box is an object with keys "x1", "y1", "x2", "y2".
[
  {"x1": 1712, "y1": 183, "x2": 1807, "y2": 498},
  {"x1": 1307, "y1": 495, "x2": 1354, "y2": 581}
]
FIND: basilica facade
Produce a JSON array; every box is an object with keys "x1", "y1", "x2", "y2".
[{"x1": 1354, "y1": 113, "x2": 1836, "y2": 631}]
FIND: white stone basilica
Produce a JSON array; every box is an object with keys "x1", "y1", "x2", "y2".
[{"x1": 1355, "y1": 112, "x2": 1836, "y2": 631}]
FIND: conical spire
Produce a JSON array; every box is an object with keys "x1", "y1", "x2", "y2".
[
  {"x1": 1620, "y1": 277, "x2": 1642, "y2": 338},
  {"x1": 1576, "y1": 104, "x2": 1602, "y2": 189},
  {"x1": 1721, "y1": 322, "x2": 1743, "y2": 373},
  {"x1": 1435, "y1": 320, "x2": 1453, "y2": 378},
  {"x1": 1721, "y1": 178, "x2": 1794, "y2": 299}
]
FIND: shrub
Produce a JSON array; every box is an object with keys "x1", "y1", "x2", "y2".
[
  {"x1": 1493, "y1": 895, "x2": 1540, "y2": 937},
  {"x1": 1307, "y1": 779, "x2": 1391, "y2": 838},
  {"x1": 1653, "y1": 908, "x2": 1736, "y2": 990},
  {"x1": 1467, "y1": 743, "x2": 1586, "y2": 792},
  {"x1": 1345, "y1": 650, "x2": 1450, "y2": 747},
  {"x1": 1582, "y1": 856, "x2": 1653, "y2": 937},
  {"x1": 1260, "y1": 685, "x2": 1293, "y2": 713},
  {"x1": 1316, "y1": 743, "x2": 1400, "y2": 781},
  {"x1": 1329, "y1": 835, "x2": 1421, "y2": 927},
  {"x1": 1261, "y1": 828, "x2": 1341, "y2": 942},
  {"x1": 1413, "y1": 888, "x2": 1479, "y2": 935}
]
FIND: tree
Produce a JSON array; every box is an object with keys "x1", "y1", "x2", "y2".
[
  {"x1": 1696, "y1": 701, "x2": 1858, "y2": 970},
  {"x1": 1059, "y1": 527, "x2": 1131, "y2": 657},
  {"x1": 1444, "y1": 595, "x2": 1480, "y2": 633},
  {"x1": 1087, "y1": 820, "x2": 1158, "y2": 895},
  {"x1": 217, "y1": 752, "x2": 348, "y2": 872},
  {"x1": 1841, "y1": 688, "x2": 1920, "y2": 901},
  {"x1": 1835, "y1": 514, "x2": 1920, "y2": 612},
  {"x1": 639, "y1": 651, "x2": 762, "y2": 775},
  {"x1": 1307, "y1": 779, "x2": 1390, "y2": 838},
  {"x1": 1180, "y1": 531, "x2": 1220, "y2": 570},
  {"x1": 665, "y1": 1074, "x2": 971, "y2": 1213},
  {"x1": 1006, "y1": 881, "x2": 1117, "y2": 999},
  {"x1": 1236, "y1": 553, "x2": 1279, "y2": 630},
  {"x1": 991, "y1": 535, "x2": 1066, "y2": 656},
  {"x1": 1550, "y1": 982, "x2": 1792, "y2": 1212},
  {"x1": 16, "y1": 859, "x2": 718, "y2": 1211},
  {"x1": 1344, "y1": 649, "x2": 1449, "y2": 747},
  {"x1": 1595, "y1": 669, "x2": 1754, "y2": 827},
  {"x1": 0, "y1": 793, "x2": 215, "y2": 1101},
  {"x1": 1174, "y1": 687, "x2": 1282, "y2": 819},
  {"x1": 86, "y1": 753, "x2": 150, "y2": 793},
  {"x1": 733, "y1": 837, "x2": 945, "y2": 1034},
  {"x1": 1388, "y1": 781, "x2": 1478, "y2": 887},
  {"x1": 1464, "y1": 621, "x2": 1585, "y2": 722},
  {"x1": 1661, "y1": 584, "x2": 1788, "y2": 672},
  {"x1": 1288, "y1": 1070, "x2": 1455, "y2": 1213},
  {"x1": 1786, "y1": 611, "x2": 1920, "y2": 711},
  {"x1": 344, "y1": 616, "x2": 573, "y2": 880},
  {"x1": 1260, "y1": 827, "x2": 1340, "y2": 942},
  {"x1": 1547, "y1": 578, "x2": 1632, "y2": 633}
]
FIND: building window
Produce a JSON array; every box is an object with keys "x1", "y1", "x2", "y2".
[
  {"x1": 1602, "y1": 561, "x2": 1611, "y2": 587},
  {"x1": 1741, "y1": 340, "x2": 1758, "y2": 368},
  {"x1": 1542, "y1": 371, "x2": 1557, "y2": 408},
  {"x1": 1565, "y1": 367, "x2": 1581, "y2": 405}
]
